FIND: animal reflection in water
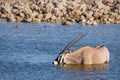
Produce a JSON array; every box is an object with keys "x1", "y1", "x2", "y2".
[
  {"x1": 57, "y1": 63, "x2": 109, "y2": 70},
  {"x1": 53, "y1": 33, "x2": 110, "y2": 65}
]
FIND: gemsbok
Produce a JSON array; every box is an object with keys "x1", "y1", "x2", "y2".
[{"x1": 53, "y1": 34, "x2": 110, "y2": 65}]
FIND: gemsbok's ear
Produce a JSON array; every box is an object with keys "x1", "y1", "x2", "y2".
[{"x1": 61, "y1": 33, "x2": 87, "y2": 53}]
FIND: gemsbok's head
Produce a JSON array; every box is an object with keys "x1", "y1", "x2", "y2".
[{"x1": 53, "y1": 33, "x2": 109, "y2": 65}]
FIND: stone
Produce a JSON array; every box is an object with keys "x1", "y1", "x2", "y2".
[
  {"x1": 81, "y1": 19, "x2": 87, "y2": 25},
  {"x1": 92, "y1": 21, "x2": 98, "y2": 26},
  {"x1": 62, "y1": 21, "x2": 72, "y2": 26},
  {"x1": 108, "y1": 18, "x2": 114, "y2": 23},
  {"x1": 43, "y1": 13, "x2": 52, "y2": 20},
  {"x1": 30, "y1": 4, "x2": 39, "y2": 11},
  {"x1": 19, "y1": 12, "x2": 25, "y2": 17},
  {"x1": 45, "y1": 3, "x2": 54, "y2": 12},
  {"x1": 32, "y1": 18, "x2": 41, "y2": 24},
  {"x1": 0, "y1": 14, "x2": 7, "y2": 18},
  {"x1": 86, "y1": 17, "x2": 94, "y2": 25},
  {"x1": 72, "y1": 10, "x2": 81, "y2": 17},
  {"x1": 36, "y1": 14, "x2": 43, "y2": 18},
  {"x1": 54, "y1": 2, "x2": 65, "y2": 10},
  {"x1": 93, "y1": 11, "x2": 101, "y2": 20},
  {"x1": 95, "y1": 0, "x2": 105, "y2": 9},
  {"x1": 79, "y1": 3, "x2": 87, "y2": 12},
  {"x1": 111, "y1": 12, "x2": 118, "y2": 18},
  {"x1": 1, "y1": 4, "x2": 12, "y2": 14},
  {"x1": 52, "y1": 8, "x2": 62, "y2": 16},
  {"x1": 12, "y1": 5, "x2": 24, "y2": 10},
  {"x1": 55, "y1": 17, "x2": 61, "y2": 22},
  {"x1": 102, "y1": 15, "x2": 109, "y2": 19},
  {"x1": 85, "y1": 11, "x2": 93, "y2": 19},
  {"x1": 23, "y1": 18, "x2": 32, "y2": 23},
  {"x1": 86, "y1": 20, "x2": 93, "y2": 25},
  {"x1": 106, "y1": 0, "x2": 114, "y2": 3},
  {"x1": 51, "y1": 15, "x2": 56, "y2": 20},
  {"x1": 7, "y1": 17, "x2": 16, "y2": 22},
  {"x1": 103, "y1": 6, "x2": 110, "y2": 14},
  {"x1": 16, "y1": 16, "x2": 23, "y2": 22},
  {"x1": 24, "y1": 7, "x2": 32, "y2": 15},
  {"x1": 117, "y1": 6, "x2": 120, "y2": 14},
  {"x1": 12, "y1": 9, "x2": 19, "y2": 14},
  {"x1": 27, "y1": 11, "x2": 38, "y2": 18},
  {"x1": 80, "y1": 15, "x2": 87, "y2": 24}
]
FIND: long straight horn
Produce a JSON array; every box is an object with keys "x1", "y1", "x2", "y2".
[{"x1": 62, "y1": 33, "x2": 87, "y2": 53}]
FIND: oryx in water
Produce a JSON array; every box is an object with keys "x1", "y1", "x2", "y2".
[{"x1": 53, "y1": 34, "x2": 109, "y2": 65}]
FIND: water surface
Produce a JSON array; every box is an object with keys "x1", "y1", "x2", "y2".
[{"x1": 0, "y1": 21, "x2": 120, "y2": 80}]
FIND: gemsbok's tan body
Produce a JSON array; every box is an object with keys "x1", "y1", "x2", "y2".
[{"x1": 53, "y1": 34, "x2": 110, "y2": 65}]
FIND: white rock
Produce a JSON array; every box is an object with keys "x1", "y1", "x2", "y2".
[
  {"x1": 62, "y1": 21, "x2": 72, "y2": 26},
  {"x1": 95, "y1": 0, "x2": 105, "y2": 9},
  {"x1": 32, "y1": 18, "x2": 41, "y2": 24},
  {"x1": 92, "y1": 21, "x2": 98, "y2": 26},
  {"x1": 79, "y1": 3, "x2": 86, "y2": 12},
  {"x1": 43, "y1": 13, "x2": 52, "y2": 20}
]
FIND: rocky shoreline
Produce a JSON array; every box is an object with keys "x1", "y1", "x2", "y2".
[{"x1": 0, "y1": 0, "x2": 120, "y2": 26}]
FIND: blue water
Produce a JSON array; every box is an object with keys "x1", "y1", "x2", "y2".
[{"x1": 0, "y1": 21, "x2": 120, "y2": 80}]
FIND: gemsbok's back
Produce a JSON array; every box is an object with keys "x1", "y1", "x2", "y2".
[{"x1": 53, "y1": 34, "x2": 109, "y2": 65}]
